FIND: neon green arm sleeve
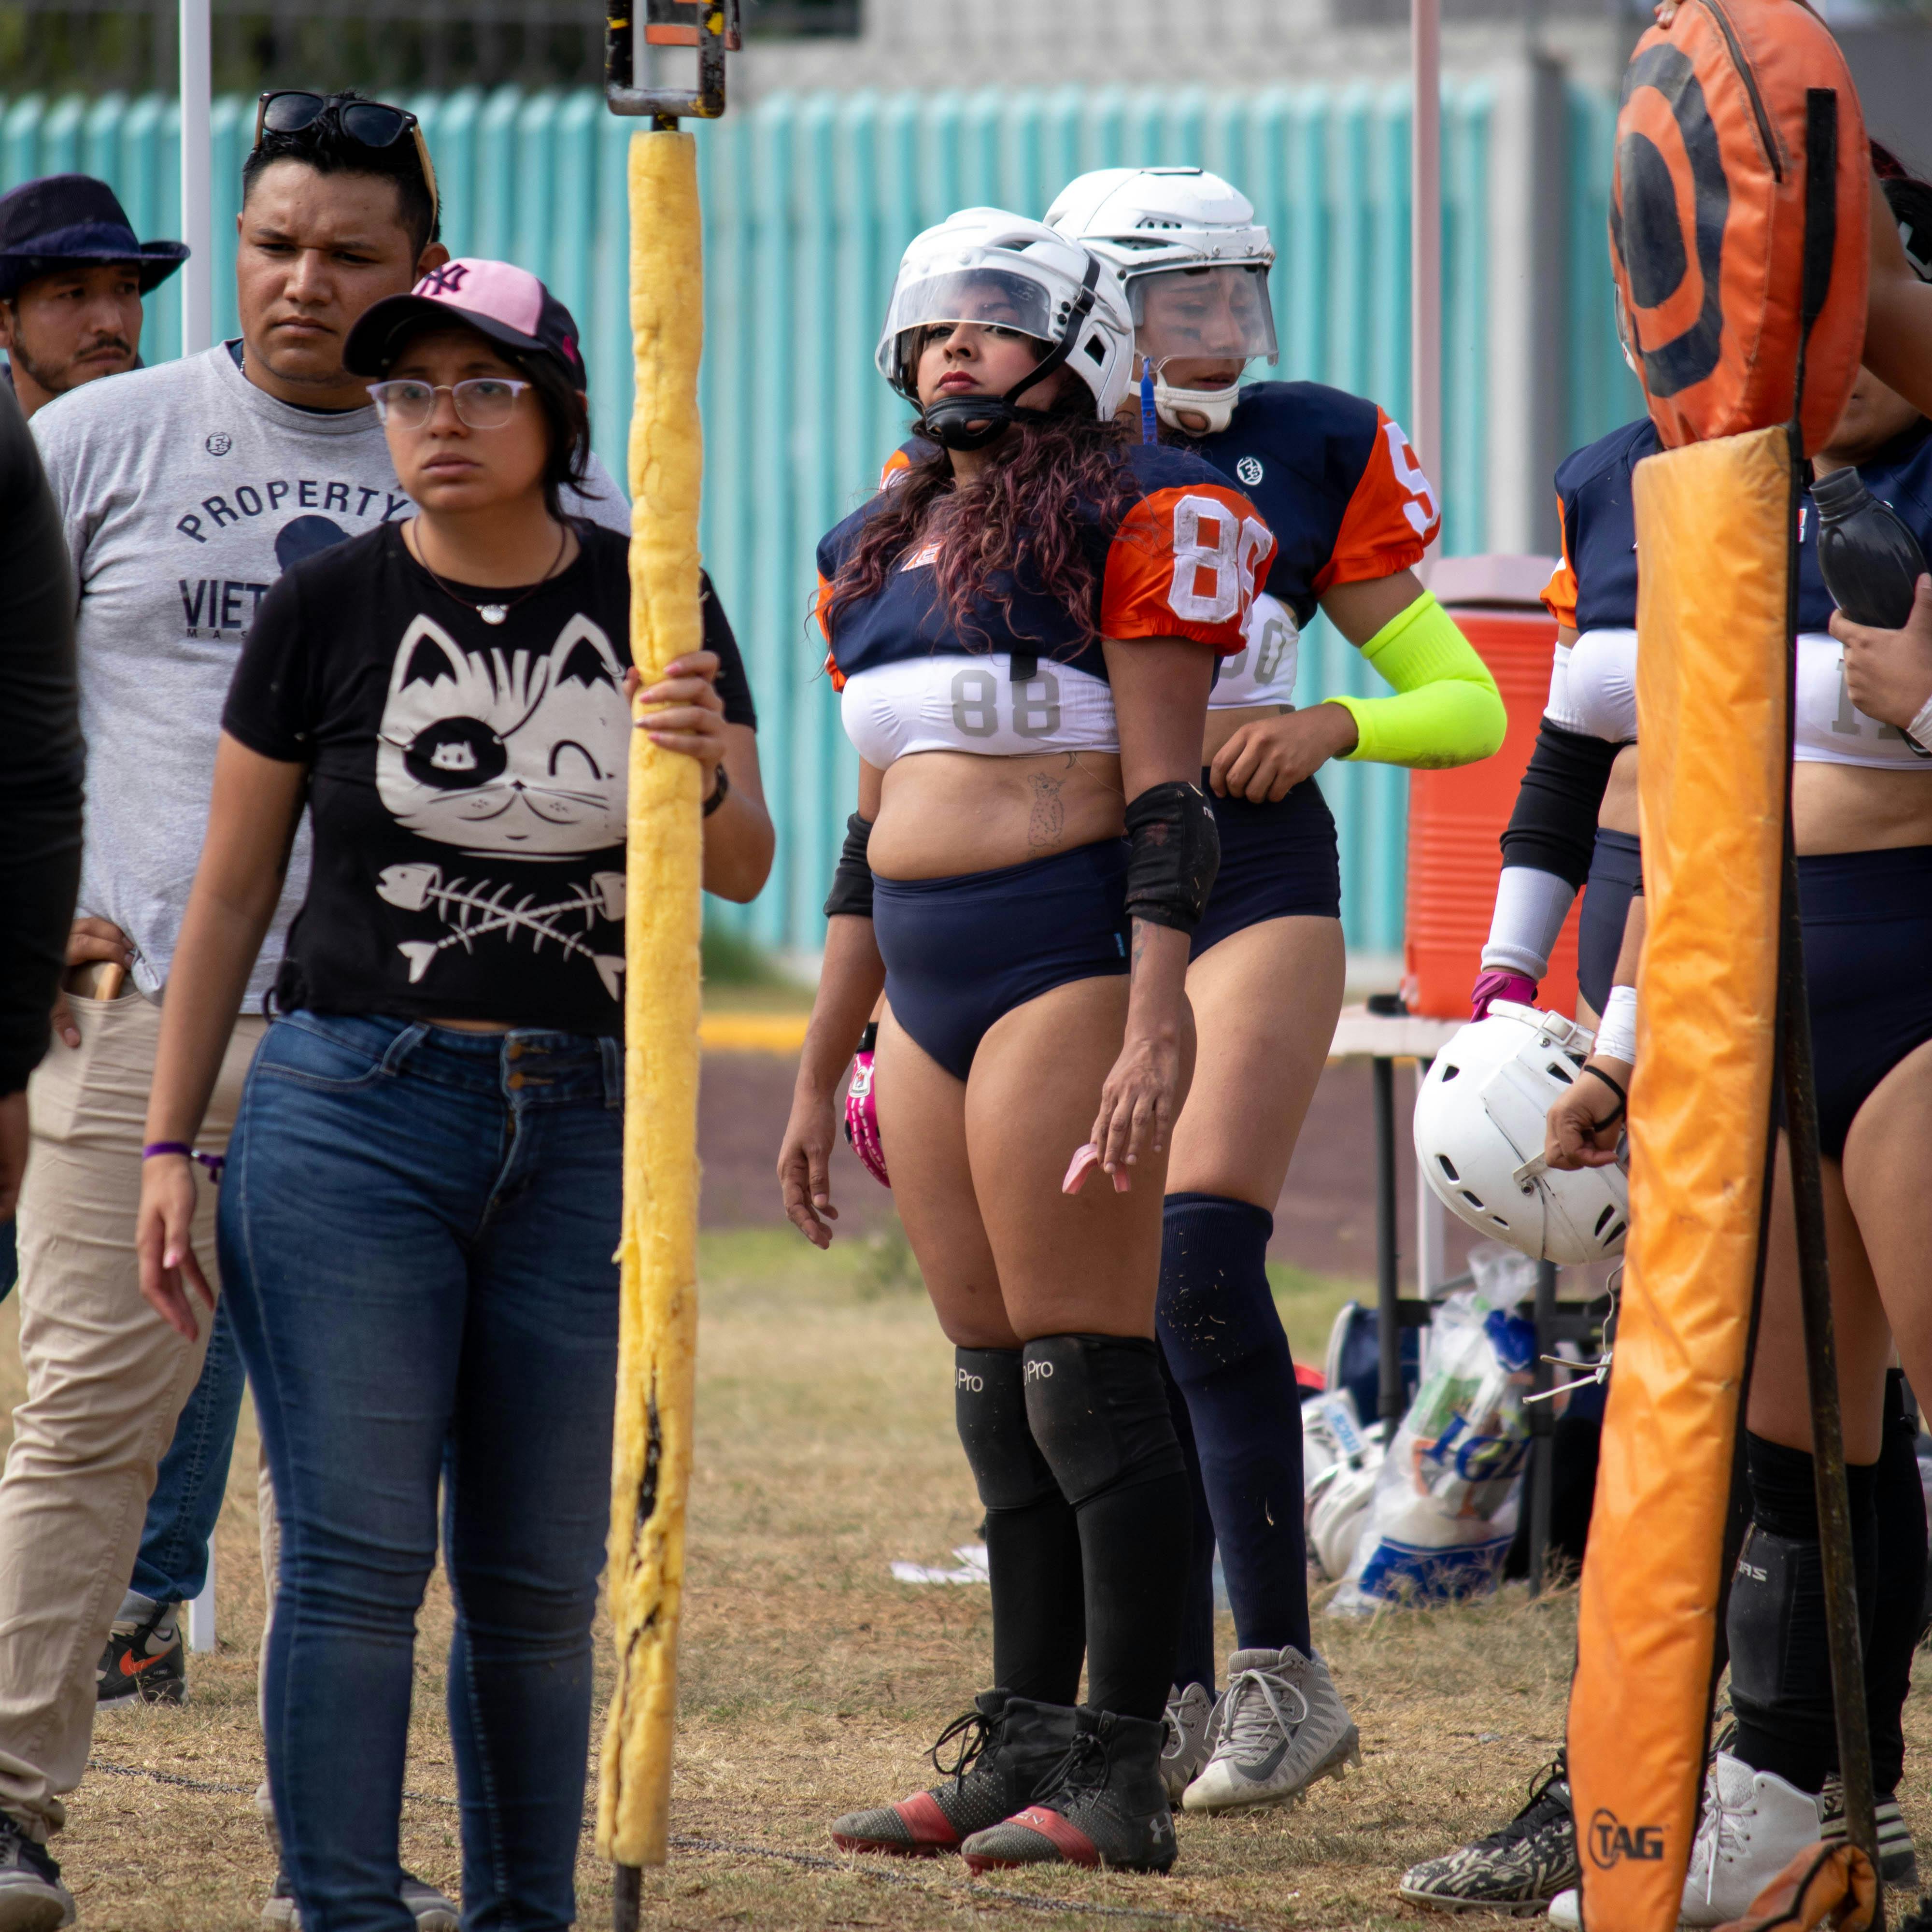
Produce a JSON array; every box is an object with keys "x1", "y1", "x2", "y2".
[{"x1": 1326, "y1": 590, "x2": 1507, "y2": 769}]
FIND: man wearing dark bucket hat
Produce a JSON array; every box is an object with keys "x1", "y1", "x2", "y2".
[
  {"x1": 0, "y1": 94, "x2": 628, "y2": 1932},
  {"x1": 0, "y1": 174, "x2": 187, "y2": 419}
]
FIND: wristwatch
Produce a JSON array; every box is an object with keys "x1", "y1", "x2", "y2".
[{"x1": 702, "y1": 762, "x2": 731, "y2": 817}]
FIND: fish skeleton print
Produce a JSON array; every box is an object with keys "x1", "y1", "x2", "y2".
[{"x1": 374, "y1": 610, "x2": 631, "y2": 994}]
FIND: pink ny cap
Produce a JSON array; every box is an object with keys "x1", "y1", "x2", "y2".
[{"x1": 344, "y1": 256, "x2": 585, "y2": 385}]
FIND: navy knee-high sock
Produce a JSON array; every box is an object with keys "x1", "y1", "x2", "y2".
[
  {"x1": 1157, "y1": 1192, "x2": 1312, "y2": 1659},
  {"x1": 1161, "y1": 1346, "x2": 1219, "y2": 1695}
]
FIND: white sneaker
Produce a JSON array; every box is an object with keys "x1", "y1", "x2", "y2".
[
  {"x1": 1678, "y1": 1752, "x2": 1820, "y2": 1928},
  {"x1": 1180, "y1": 1644, "x2": 1360, "y2": 1813},
  {"x1": 1547, "y1": 1887, "x2": 1580, "y2": 1929},
  {"x1": 1158, "y1": 1681, "x2": 1219, "y2": 1803}
]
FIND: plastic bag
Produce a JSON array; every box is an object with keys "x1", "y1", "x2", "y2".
[{"x1": 1328, "y1": 1248, "x2": 1538, "y2": 1615}]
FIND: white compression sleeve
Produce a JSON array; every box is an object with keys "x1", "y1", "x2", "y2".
[
  {"x1": 1480, "y1": 866, "x2": 1577, "y2": 980},
  {"x1": 1594, "y1": 982, "x2": 1638, "y2": 1065}
]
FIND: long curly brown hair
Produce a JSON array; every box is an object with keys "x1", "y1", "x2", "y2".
[{"x1": 824, "y1": 386, "x2": 1142, "y2": 653}]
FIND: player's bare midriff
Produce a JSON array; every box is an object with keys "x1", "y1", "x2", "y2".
[
  {"x1": 1795, "y1": 761, "x2": 1932, "y2": 854},
  {"x1": 1603, "y1": 750, "x2": 1932, "y2": 852},
  {"x1": 870, "y1": 746, "x2": 1128, "y2": 879}
]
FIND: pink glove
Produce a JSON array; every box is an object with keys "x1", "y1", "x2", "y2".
[
  {"x1": 843, "y1": 1023, "x2": 890, "y2": 1188},
  {"x1": 1471, "y1": 969, "x2": 1537, "y2": 1022}
]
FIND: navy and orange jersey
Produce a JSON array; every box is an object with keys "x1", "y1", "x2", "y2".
[
  {"x1": 818, "y1": 441, "x2": 1275, "y2": 690},
  {"x1": 1541, "y1": 413, "x2": 1932, "y2": 632},
  {"x1": 879, "y1": 383, "x2": 1434, "y2": 631},
  {"x1": 1540, "y1": 418, "x2": 1657, "y2": 632},
  {"x1": 1184, "y1": 382, "x2": 1439, "y2": 625}
]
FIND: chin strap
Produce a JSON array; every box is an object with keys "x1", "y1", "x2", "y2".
[
  {"x1": 919, "y1": 256, "x2": 1103, "y2": 452},
  {"x1": 1151, "y1": 374, "x2": 1242, "y2": 437}
]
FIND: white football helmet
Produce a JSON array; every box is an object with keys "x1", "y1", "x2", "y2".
[
  {"x1": 1413, "y1": 1001, "x2": 1631, "y2": 1265},
  {"x1": 1308, "y1": 1450, "x2": 1383, "y2": 1583},
  {"x1": 1045, "y1": 166, "x2": 1277, "y2": 436},
  {"x1": 875, "y1": 208, "x2": 1134, "y2": 446}
]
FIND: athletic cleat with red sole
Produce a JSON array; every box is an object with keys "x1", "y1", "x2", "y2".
[
  {"x1": 95, "y1": 1596, "x2": 185, "y2": 1706},
  {"x1": 830, "y1": 1691, "x2": 1077, "y2": 1857},
  {"x1": 960, "y1": 1706, "x2": 1176, "y2": 1875}
]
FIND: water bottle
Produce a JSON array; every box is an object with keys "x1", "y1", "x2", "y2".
[{"x1": 1813, "y1": 464, "x2": 1928, "y2": 628}]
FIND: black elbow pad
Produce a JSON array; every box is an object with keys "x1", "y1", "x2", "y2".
[
  {"x1": 1123, "y1": 781, "x2": 1220, "y2": 932},
  {"x1": 823, "y1": 813, "x2": 875, "y2": 920},
  {"x1": 1500, "y1": 719, "x2": 1623, "y2": 888}
]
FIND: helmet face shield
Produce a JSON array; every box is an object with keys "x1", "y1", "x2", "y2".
[
  {"x1": 1129, "y1": 265, "x2": 1278, "y2": 368},
  {"x1": 884, "y1": 268, "x2": 1057, "y2": 362}
]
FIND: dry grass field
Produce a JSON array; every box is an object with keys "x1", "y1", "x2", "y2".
[{"x1": 6, "y1": 1226, "x2": 1929, "y2": 1932}]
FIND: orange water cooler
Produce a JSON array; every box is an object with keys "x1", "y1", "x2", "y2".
[{"x1": 1401, "y1": 554, "x2": 1582, "y2": 1021}]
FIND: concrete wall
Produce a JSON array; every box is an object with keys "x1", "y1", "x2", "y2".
[{"x1": 724, "y1": 0, "x2": 1633, "y2": 99}]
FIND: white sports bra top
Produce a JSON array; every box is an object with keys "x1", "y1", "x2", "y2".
[
  {"x1": 1793, "y1": 631, "x2": 1930, "y2": 768},
  {"x1": 840, "y1": 652, "x2": 1119, "y2": 765},
  {"x1": 1543, "y1": 625, "x2": 1929, "y2": 770},
  {"x1": 1207, "y1": 592, "x2": 1299, "y2": 710}
]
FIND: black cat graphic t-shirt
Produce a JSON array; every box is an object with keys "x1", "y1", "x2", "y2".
[{"x1": 223, "y1": 520, "x2": 755, "y2": 1035}]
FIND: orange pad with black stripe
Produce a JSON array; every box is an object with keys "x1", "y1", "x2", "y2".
[
  {"x1": 1567, "y1": 425, "x2": 1790, "y2": 1930},
  {"x1": 1611, "y1": 0, "x2": 1867, "y2": 455}
]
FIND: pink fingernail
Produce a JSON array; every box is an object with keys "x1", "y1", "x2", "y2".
[
  {"x1": 163, "y1": 1249, "x2": 179, "y2": 1268},
  {"x1": 1062, "y1": 1143, "x2": 1101, "y2": 1194}
]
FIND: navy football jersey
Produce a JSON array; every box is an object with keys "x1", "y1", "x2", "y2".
[
  {"x1": 819, "y1": 441, "x2": 1273, "y2": 687},
  {"x1": 1542, "y1": 414, "x2": 1932, "y2": 632},
  {"x1": 880, "y1": 384, "x2": 1435, "y2": 632},
  {"x1": 1186, "y1": 382, "x2": 1440, "y2": 625},
  {"x1": 1540, "y1": 419, "x2": 1656, "y2": 632}
]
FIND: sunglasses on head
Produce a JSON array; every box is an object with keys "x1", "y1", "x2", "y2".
[{"x1": 253, "y1": 91, "x2": 440, "y2": 234}]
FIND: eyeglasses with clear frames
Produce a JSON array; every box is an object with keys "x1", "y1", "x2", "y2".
[{"x1": 368, "y1": 378, "x2": 533, "y2": 430}]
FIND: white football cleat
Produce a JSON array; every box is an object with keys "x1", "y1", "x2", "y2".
[
  {"x1": 1181, "y1": 1645, "x2": 1359, "y2": 1813},
  {"x1": 1158, "y1": 1681, "x2": 1219, "y2": 1804},
  {"x1": 1678, "y1": 1752, "x2": 1821, "y2": 1927},
  {"x1": 1547, "y1": 1752, "x2": 1822, "y2": 1931}
]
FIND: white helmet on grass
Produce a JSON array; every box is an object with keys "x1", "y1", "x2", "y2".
[
  {"x1": 1413, "y1": 1001, "x2": 1630, "y2": 1265},
  {"x1": 876, "y1": 208, "x2": 1134, "y2": 450},
  {"x1": 1045, "y1": 166, "x2": 1277, "y2": 436}
]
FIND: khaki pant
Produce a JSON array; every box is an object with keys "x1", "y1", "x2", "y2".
[{"x1": 0, "y1": 987, "x2": 262, "y2": 1835}]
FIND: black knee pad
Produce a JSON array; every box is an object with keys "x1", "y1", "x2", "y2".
[
  {"x1": 1022, "y1": 1334, "x2": 1185, "y2": 1507},
  {"x1": 955, "y1": 1348, "x2": 1059, "y2": 1511},
  {"x1": 1729, "y1": 1522, "x2": 1824, "y2": 1726}
]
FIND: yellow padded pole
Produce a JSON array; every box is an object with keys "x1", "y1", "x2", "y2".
[
  {"x1": 1567, "y1": 426, "x2": 1790, "y2": 1931},
  {"x1": 597, "y1": 125, "x2": 705, "y2": 1874}
]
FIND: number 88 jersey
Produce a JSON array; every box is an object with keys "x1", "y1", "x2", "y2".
[{"x1": 817, "y1": 442, "x2": 1275, "y2": 764}]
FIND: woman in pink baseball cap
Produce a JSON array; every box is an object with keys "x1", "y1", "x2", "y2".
[{"x1": 134, "y1": 260, "x2": 773, "y2": 1930}]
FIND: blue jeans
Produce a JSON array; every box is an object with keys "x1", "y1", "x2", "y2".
[
  {"x1": 218, "y1": 1012, "x2": 623, "y2": 1932},
  {"x1": 129, "y1": 1294, "x2": 245, "y2": 1605}
]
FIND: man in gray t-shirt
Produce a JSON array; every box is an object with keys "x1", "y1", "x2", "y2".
[{"x1": 0, "y1": 101, "x2": 625, "y2": 1928}]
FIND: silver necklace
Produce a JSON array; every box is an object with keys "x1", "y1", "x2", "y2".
[{"x1": 409, "y1": 521, "x2": 569, "y2": 625}]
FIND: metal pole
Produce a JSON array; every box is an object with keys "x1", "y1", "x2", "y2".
[
  {"x1": 1415, "y1": 1057, "x2": 1445, "y2": 1298},
  {"x1": 1527, "y1": 1260, "x2": 1557, "y2": 1597},
  {"x1": 1410, "y1": 0, "x2": 1442, "y2": 482},
  {"x1": 1775, "y1": 405, "x2": 1879, "y2": 1906},
  {"x1": 1374, "y1": 1057, "x2": 1403, "y2": 1429},
  {"x1": 178, "y1": 0, "x2": 212, "y2": 355},
  {"x1": 1780, "y1": 829, "x2": 1882, "y2": 1903}
]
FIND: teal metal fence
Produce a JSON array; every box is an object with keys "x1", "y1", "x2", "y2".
[{"x1": 1, "y1": 83, "x2": 1634, "y2": 957}]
